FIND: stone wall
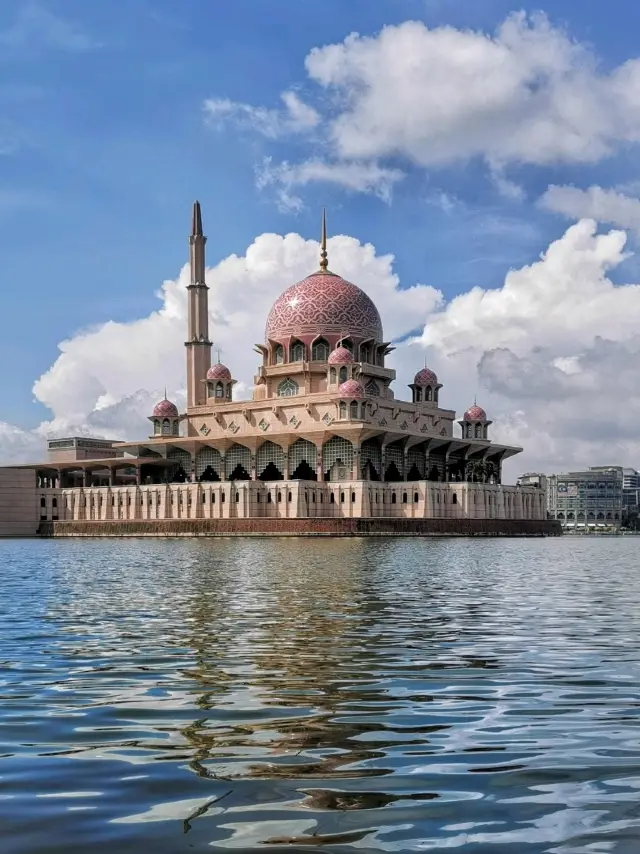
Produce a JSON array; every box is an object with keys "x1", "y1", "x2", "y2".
[
  {"x1": 0, "y1": 468, "x2": 38, "y2": 537},
  {"x1": 38, "y1": 517, "x2": 561, "y2": 537},
  {"x1": 36, "y1": 480, "x2": 547, "y2": 523}
]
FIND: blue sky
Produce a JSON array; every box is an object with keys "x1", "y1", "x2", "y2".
[{"x1": 3, "y1": 0, "x2": 640, "y2": 471}]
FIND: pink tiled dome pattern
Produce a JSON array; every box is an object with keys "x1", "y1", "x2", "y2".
[
  {"x1": 207, "y1": 363, "x2": 232, "y2": 381},
  {"x1": 153, "y1": 398, "x2": 179, "y2": 418},
  {"x1": 414, "y1": 367, "x2": 438, "y2": 386},
  {"x1": 265, "y1": 272, "x2": 383, "y2": 342},
  {"x1": 328, "y1": 346, "x2": 354, "y2": 365},
  {"x1": 464, "y1": 404, "x2": 487, "y2": 421},
  {"x1": 338, "y1": 379, "x2": 365, "y2": 399}
]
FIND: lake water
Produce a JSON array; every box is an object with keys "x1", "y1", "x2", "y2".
[{"x1": 1, "y1": 537, "x2": 640, "y2": 853}]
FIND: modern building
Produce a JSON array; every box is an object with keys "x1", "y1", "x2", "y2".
[
  {"x1": 621, "y1": 468, "x2": 640, "y2": 510},
  {"x1": 546, "y1": 467, "x2": 623, "y2": 532},
  {"x1": 1, "y1": 204, "x2": 555, "y2": 536}
]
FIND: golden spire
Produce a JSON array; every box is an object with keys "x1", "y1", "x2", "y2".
[{"x1": 319, "y1": 207, "x2": 328, "y2": 272}]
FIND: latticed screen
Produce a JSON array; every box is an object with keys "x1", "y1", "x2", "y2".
[
  {"x1": 407, "y1": 447, "x2": 426, "y2": 478},
  {"x1": 361, "y1": 441, "x2": 382, "y2": 477},
  {"x1": 290, "y1": 342, "x2": 305, "y2": 362},
  {"x1": 274, "y1": 345, "x2": 284, "y2": 364},
  {"x1": 289, "y1": 438, "x2": 316, "y2": 474},
  {"x1": 195, "y1": 447, "x2": 223, "y2": 479},
  {"x1": 225, "y1": 444, "x2": 251, "y2": 478},
  {"x1": 385, "y1": 445, "x2": 404, "y2": 478},
  {"x1": 339, "y1": 401, "x2": 347, "y2": 419},
  {"x1": 365, "y1": 379, "x2": 380, "y2": 396},
  {"x1": 277, "y1": 378, "x2": 299, "y2": 397},
  {"x1": 323, "y1": 436, "x2": 354, "y2": 474},
  {"x1": 168, "y1": 448, "x2": 191, "y2": 473},
  {"x1": 350, "y1": 401, "x2": 359, "y2": 419},
  {"x1": 256, "y1": 441, "x2": 285, "y2": 477},
  {"x1": 312, "y1": 340, "x2": 329, "y2": 361}
]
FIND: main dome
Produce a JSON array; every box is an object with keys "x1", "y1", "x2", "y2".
[{"x1": 265, "y1": 271, "x2": 383, "y2": 343}]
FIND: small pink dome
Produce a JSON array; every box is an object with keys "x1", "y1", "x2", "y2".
[
  {"x1": 328, "y1": 346, "x2": 354, "y2": 365},
  {"x1": 414, "y1": 367, "x2": 438, "y2": 386},
  {"x1": 464, "y1": 404, "x2": 487, "y2": 422},
  {"x1": 207, "y1": 363, "x2": 232, "y2": 381},
  {"x1": 153, "y1": 398, "x2": 179, "y2": 418},
  {"x1": 338, "y1": 379, "x2": 365, "y2": 399}
]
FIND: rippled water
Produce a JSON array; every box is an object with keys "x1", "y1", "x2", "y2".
[{"x1": 2, "y1": 538, "x2": 640, "y2": 852}]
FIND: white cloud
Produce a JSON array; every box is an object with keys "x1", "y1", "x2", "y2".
[
  {"x1": 540, "y1": 185, "x2": 640, "y2": 236},
  {"x1": 5, "y1": 219, "x2": 640, "y2": 477},
  {"x1": 255, "y1": 157, "x2": 404, "y2": 211},
  {"x1": 203, "y1": 90, "x2": 319, "y2": 139},
  {"x1": 206, "y1": 12, "x2": 640, "y2": 204}
]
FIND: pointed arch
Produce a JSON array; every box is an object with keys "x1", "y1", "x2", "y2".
[
  {"x1": 257, "y1": 441, "x2": 285, "y2": 480},
  {"x1": 289, "y1": 438, "x2": 317, "y2": 480},
  {"x1": 225, "y1": 444, "x2": 251, "y2": 480},
  {"x1": 277, "y1": 378, "x2": 299, "y2": 397},
  {"x1": 322, "y1": 436, "x2": 354, "y2": 481},
  {"x1": 290, "y1": 339, "x2": 305, "y2": 362},
  {"x1": 311, "y1": 338, "x2": 329, "y2": 361}
]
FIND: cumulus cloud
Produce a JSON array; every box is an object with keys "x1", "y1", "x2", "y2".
[
  {"x1": 5, "y1": 219, "x2": 640, "y2": 477},
  {"x1": 206, "y1": 12, "x2": 640, "y2": 203},
  {"x1": 540, "y1": 185, "x2": 640, "y2": 236}
]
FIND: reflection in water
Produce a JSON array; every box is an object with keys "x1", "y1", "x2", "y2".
[{"x1": 2, "y1": 537, "x2": 640, "y2": 852}]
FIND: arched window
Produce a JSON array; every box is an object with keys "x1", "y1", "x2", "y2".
[
  {"x1": 330, "y1": 492, "x2": 335, "y2": 504},
  {"x1": 416, "y1": 387, "x2": 422, "y2": 402},
  {"x1": 414, "y1": 492, "x2": 419, "y2": 503},
  {"x1": 288, "y1": 491, "x2": 292, "y2": 502},
  {"x1": 339, "y1": 401, "x2": 347, "y2": 419},
  {"x1": 426, "y1": 387, "x2": 433, "y2": 401},
  {"x1": 235, "y1": 492, "x2": 240, "y2": 502},
  {"x1": 351, "y1": 492, "x2": 356, "y2": 503},
  {"x1": 360, "y1": 344, "x2": 371, "y2": 363},
  {"x1": 277, "y1": 378, "x2": 299, "y2": 397},
  {"x1": 329, "y1": 367, "x2": 337, "y2": 384},
  {"x1": 361, "y1": 403, "x2": 367, "y2": 419},
  {"x1": 365, "y1": 379, "x2": 379, "y2": 397},
  {"x1": 215, "y1": 382, "x2": 224, "y2": 398},
  {"x1": 340, "y1": 338, "x2": 353, "y2": 354},
  {"x1": 226, "y1": 385, "x2": 232, "y2": 399},
  {"x1": 162, "y1": 419, "x2": 171, "y2": 435},
  {"x1": 391, "y1": 493, "x2": 397, "y2": 504},
  {"x1": 340, "y1": 492, "x2": 345, "y2": 503},
  {"x1": 277, "y1": 492, "x2": 282, "y2": 503},
  {"x1": 40, "y1": 497, "x2": 45, "y2": 508},
  {"x1": 402, "y1": 492, "x2": 407, "y2": 504},
  {"x1": 339, "y1": 366, "x2": 348, "y2": 383},
  {"x1": 475, "y1": 423, "x2": 483, "y2": 438},
  {"x1": 350, "y1": 401, "x2": 359, "y2": 419},
  {"x1": 452, "y1": 493, "x2": 458, "y2": 504},
  {"x1": 154, "y1": 420, "x2": 160, "y2": 435},
  {"x1": 312, "y1": 339, "x2": 329, "y2": 361},
  {"x1": 274, "y1": 344, "x2": 284, "y2": 364},
  {"x1": 290, "y1": 341, "x2": 305, "y2": 362}
]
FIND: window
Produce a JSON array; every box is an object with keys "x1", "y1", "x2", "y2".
[
  {"x1": 312, "y1": 339, "x2": 329, "y2": 361},
  {"x1": 267, "y1": 492, "x2": 272, "y2": 503},
  {"x1": 277, "y1": 491, "x2": 282, "y2": 503},
  {"x1": 277, "y1": 378, "x2": 299, "y2": 397},
  {"x1": 360, "y1": 344, "x2": 371, "y2": 363},
  {"x1": 365, "y1": 379, "x2": 380, "y2": 397},
  {"x1": 288, "y1": 491, "x2": 292, "y2": 502},
  {"x1": 350, "y1": 401, "x2": 359, "y2": 419},
  {"x1": 329, "y1": 367, "x2": 337, "y2": 384},
  {"x1": 415, "y1": 387, "x2": 422, "y2": 402},
  {"x1": 340, "y1": 492, "x2": 345, "y2": 503},
  {"x1": 330, "y1": 492, "x2": 335, "y2": 504},
  {"x1": 291, "y1": 341, "x2": 305, "y2": 362},
  {"x1": 391, "y1": 493, "x2": 397, "y2": 504},
  {"x1": 361, "y1": 403, "x2": 367, "y2": 419},
  {"x1": 351, "y1": 492, "x2": 356, "y2": 503},
  {"x1": 414, "y1": 493, "x2": 419, "y2": 503},
  {"x1": 154, "y1": 420, "x2": 160, "y2": 435},
  {"x1": 339, "y1": 366, "x2": 348, "y2": 383},
  {"x1": 162, "y1": 418, "x2": 171, "y2": 435},
  {"x1": 274, "y1": 344, "x2": 284, "y2": 364},
  {"x1": 402, "y1": 493, "x2": 407, "y2": 504},
  {"x1": 235, "y1": 492, "x2": 239, "y2": 502},
  {"x1": 475, "y1": 423, "x2": 483, "y2": 438},
  {"x1": 339, "y1": 401, "x2": 347, "y2": 419},
  {"x1": 221, "y1": 492, "x2": 225, "y2": 503},
  {"x1": 215, "y1": 382, "x2": 224, "y2": 398},
  {"x1": 426, "y1": 387, "x2": 433, "y2": 401},
  {"x1": 452, "y1": 493, "x2": 458, "y2": 504}
]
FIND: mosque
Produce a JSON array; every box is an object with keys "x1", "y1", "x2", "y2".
[{"x1": 1, "y1": 203, "x2": 554, "y2": 537}]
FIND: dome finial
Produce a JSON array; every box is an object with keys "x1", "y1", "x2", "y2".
[
  {"x1": 319, "y1": 207, "x2": 328, "y2": 272},
  {"x1": 164, "y1": 386, "x2": 167, "y2": 400}
]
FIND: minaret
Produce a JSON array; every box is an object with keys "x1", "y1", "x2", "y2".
[{"x1": 185, "y1": 200, "x2": 212, "y2": 408}]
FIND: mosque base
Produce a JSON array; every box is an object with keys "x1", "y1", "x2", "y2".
[{"x1": 38, "y1": 518, "x2": 561, "y2": 538}]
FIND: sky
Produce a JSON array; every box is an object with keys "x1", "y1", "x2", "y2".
[{"x1": 2, "y1": 0, "x2": 640, "y2": 476}]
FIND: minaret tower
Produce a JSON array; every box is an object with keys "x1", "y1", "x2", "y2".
[{"x1": 185, "y1": 200, "x2": 212, "y2": 408}]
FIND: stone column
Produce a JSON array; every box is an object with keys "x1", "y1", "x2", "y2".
[
  {"x1": 403, "y1": 448, "x2": 409, "y2": 482},
  {"x1": 135, "y1": 466, "x2": 142, "y2": 486},
  {"x1": 283, "y1": 453, "x2": 289, "y2": 481},
  {"x1": 316, "y1": 448, "x2": 324, "y2": 482},
  {"x1": 354, "y1": 445, "x2": 361, "y2": 480}
]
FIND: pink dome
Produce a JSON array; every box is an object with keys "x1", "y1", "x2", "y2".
[
  {"x1": 265, "y1": 271, "x2": 383, "y2": 342},
  {"x1": 338, "y1": 379, "x2": 365, "y2": 399},
  {"x1": 328, "y1": 346, "x2": 354, "y2": 365},
  {"x1": 153, "y1": 398, "x2": 179, "y2": 418},
  {"x1": 414, "y1": 367, "x2": 438, "y2": 386},
  {"x1": 207, "y1": 363, "x2": 232, "y2": 381},
  {"x1": 464, "y1": 404, "x2": 487, "y2": 422}
]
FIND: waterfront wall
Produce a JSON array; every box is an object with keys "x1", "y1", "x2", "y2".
[
  {"x1": 39, "y1": 517, "x2": 561, "y2": 537},
  {"x1": 37, "y1": 480, "x2": 546, "y2": 523},
  {"x1": 0, "y1": 468, "x2": 38, "y2": 537}
]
